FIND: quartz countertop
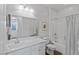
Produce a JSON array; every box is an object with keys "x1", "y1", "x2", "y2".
[{"x1": 3, "y1": 37, "x2": 47, "y2": 54}]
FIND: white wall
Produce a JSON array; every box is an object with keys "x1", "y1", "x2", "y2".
[
  {"x1": 51, "y1": 5, "x2": 79, "y2": 54},
  {"x1": 49, "y1": 9, "x2": 57, "y2": 41},
  {"x1": 38, "y1": 18, "x2": 49, "y2": 38},
  {"x1": 51, "y1": 5, "x2": 79, "y2": 42},
  {"x1": 6, "y1": 4, "x2": 38, "y2": 40},
  {"x1": 58, "y1": 5, "x2": 79, "y2": 18},
  {"x1": 56, "y1": 5, "x2": 79, "y2": 41},
  {"x1": 0, "y1": 4, "x2": 7, "y2": 54},
  {"x1": 16, "y1": 17, "x2": 38, "y2": 38},
  {"x1": 6, "y1": 4, "x2": 36, "y2": 18},
  {"x1": 37, "y1": 7, "x2": 57, "y2": 41},
  {"x1": 6, "y1": 4, "x2": 52, "y2": 40},
  {"x1": 32, "y1": 5, "x2": 50, "y2": 38}
]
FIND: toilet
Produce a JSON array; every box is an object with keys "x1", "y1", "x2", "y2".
[
  {"x1": 41, "y1": 36, "x2": 56, "y2": 55},
  {"x1": 46, "y1": 44, "x2": 56, "y2": 55}
]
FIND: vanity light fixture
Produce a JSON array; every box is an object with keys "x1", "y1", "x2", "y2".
[
  {"x1": 18, "y1": 5, "x2": 34, "y2": 13},
  {"x1": 25, "y1": 7, "x2": 34, "y2": 13}
]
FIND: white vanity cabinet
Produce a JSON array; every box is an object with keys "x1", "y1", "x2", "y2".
[
  {"x1": 6, "y1": 42, "x2": 46, "y2": 55},
  {"x1": 31, "y1": 43, "x2": 46, "y2": 55}
]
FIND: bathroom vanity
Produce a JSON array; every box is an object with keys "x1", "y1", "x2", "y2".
[{"x1": 4, "y1": 37, "x2": 47, "y2": 55}]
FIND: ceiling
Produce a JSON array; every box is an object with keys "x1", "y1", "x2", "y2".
[
  {"x1": 7, "y1": 4, "x2": 76, "y2": 11},
  {"x1": 23, "y1": 4, "x2": 74, "y2": 11},
  {"x1": 9, "y1": 4, "x2": 76, "y2": 12},
  {"x1": 41, "y1": 4, "x2": 74, "y2": 11},
  {"x1": 6, "y1": 4, "x2": 77, "y2": 18}
]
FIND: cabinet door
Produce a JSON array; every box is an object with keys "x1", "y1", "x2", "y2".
[
  {"x1": 7, "y1": 43, "x2": 46, "y2": 55},
  {"x1": 7, "y1": 47, "x2": 32, "y2": 55},
  {"x1": 31, "y1": 43, "x2": 46, "y2": 55},
  {"x1": 31, "y1": 45, "x2": 39, "y2": 55},
  {"x1": 38, "y1": 43, "x2": 46, "y2": 55}
]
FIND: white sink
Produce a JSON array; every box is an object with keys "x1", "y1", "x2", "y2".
[
  {"x1": 7, "y1": 40, "x2": 24, "y2": 50},
  {"x1": 7, "y1": 39, "x2": 35, "y2": 49}
]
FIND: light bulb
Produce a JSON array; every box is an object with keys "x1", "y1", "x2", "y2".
[
  {"x1": 30, "y1": 8, "x2": 34, "y2": 13},
  {"x1": 25, "y1": 7, "x2": 29, "y2": 11},
  {"x1": 18, "y1": 5, "x2": 24, "y2": 10}
]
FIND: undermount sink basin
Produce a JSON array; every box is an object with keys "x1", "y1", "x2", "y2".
[
  {"x1": 7, "y1": 40, "x2": 24, "y2": 50},
  {"x1": 7, "y1": 39, "x2": 36, "y2": 50}
]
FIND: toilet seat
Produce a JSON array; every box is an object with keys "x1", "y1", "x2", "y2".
[{"x1": 47, "y1": 44, "x2": 56, "y2": 50}]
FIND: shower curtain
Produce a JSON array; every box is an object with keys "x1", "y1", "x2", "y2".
[{"x1": 66, "y1": 14, "x2": 79, "y2": 55}]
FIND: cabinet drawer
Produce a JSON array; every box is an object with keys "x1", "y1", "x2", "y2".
[
  {"x1": 7, "y1": 47, "x2": 32, "y2": 55},
  {"x1": 7, "y1": 42, "x2": 46, "y2": 55}
]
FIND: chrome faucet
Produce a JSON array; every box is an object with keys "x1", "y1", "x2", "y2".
[
  {"x1": 15, "y1": 39, "x2": 20, "y2": 44},
  {"x1": 11, "y1": 37, "x2": 20, "y2": 44}
]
